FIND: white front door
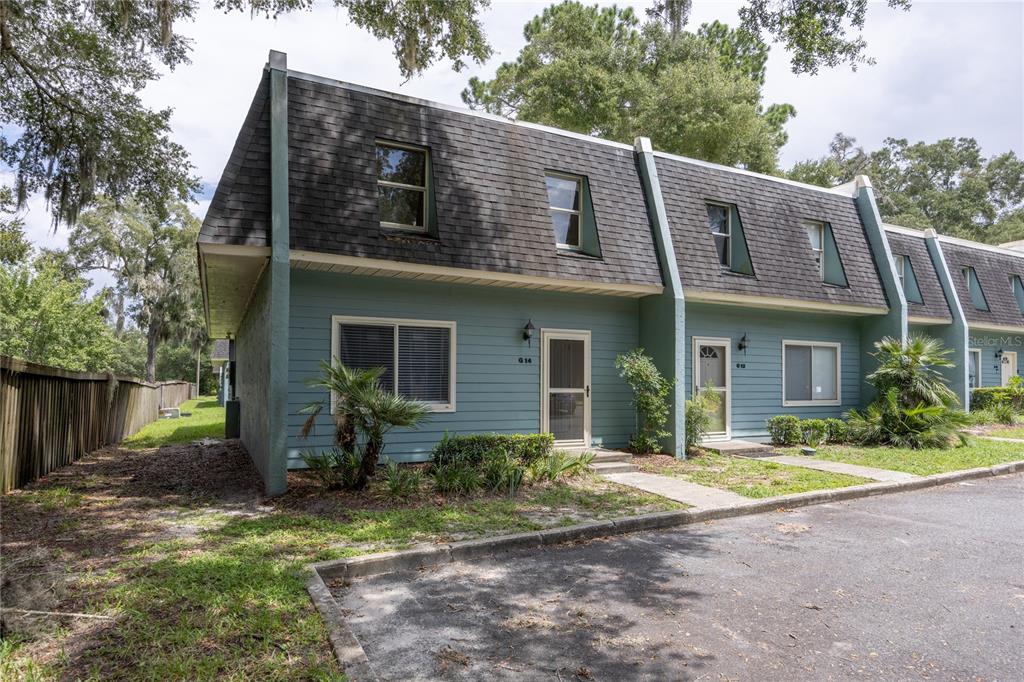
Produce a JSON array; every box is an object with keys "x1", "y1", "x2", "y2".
[
  {"x1": 693, "y1": 337, "x2": 731, "y2": 440},
  {"x1": 541, "y1": 330, "x2": 591, "y2": 446},
  {"x1": 1001, "y1": 351, "x2": 1018, "y2": 386}
]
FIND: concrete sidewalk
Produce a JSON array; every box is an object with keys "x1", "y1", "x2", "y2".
[
  {"x1": 600, "y1": 471, "x2": 749, "y2": 509},
  {"x1": 760, "y1": 454, "x2": 920, "y2": 482}
]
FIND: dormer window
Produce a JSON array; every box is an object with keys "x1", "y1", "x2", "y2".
[
  {"x1": 545, "y1": 174, "x2": 582, "y2": 250},
  {"x1": 803, "y1": 220, "x2": 848, "y2": 287},
  {"x1": 705, "y1": 202, "x2": 754, "y2": 276},
  {"x1": 1011, "y1": 275, "x2": 1024, "y2": 314},
  {"x1": 376, "y1": 141, "x2": 429, "y2": 232},
  {"x1": 894, "y1": 254, "x2": 923, "y2": 304},
  {"x1": 894, "y1": 254, "x2": 906, "y2": 290},
  {"x1": 804, "y1": 221, "x2": 824, "y2": 279},
  {"x1": 962, "y1": 266, "x2": 989, "y2": 311},
  {"x1": 706, "y1": 204, "x2": 731, "y2": 267}
]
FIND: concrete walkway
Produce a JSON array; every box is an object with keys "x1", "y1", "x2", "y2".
[
  {"x1": 761, "y1": 454, "x2": 920, "y2": 482},
  {"x1": 978, "y1": 435, "x2": 1024, "y2": 444},
  {"x1": 601, "y1": 471, "x2": 749, "y2": 509}
]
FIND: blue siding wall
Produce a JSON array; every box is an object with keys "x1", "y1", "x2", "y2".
[
  {"x1": 235, "y1": 271, "x2": 273, "y2": 481},
  {"x1": 968, "y1": 330, "x2": 1024, "y2": 387},
  {"x1": 684, "y1": 303, "x2": 863, "y2": 439},
  {"x1": 288, "y1": 270, "x2": 640, "y2": 465}
]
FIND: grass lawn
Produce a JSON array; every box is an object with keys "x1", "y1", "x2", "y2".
[
  {"x1": 122, "y1": 396, "x2": 224, "y2": 449},
  {"x1": 1, "y1": 439, "x2": 679, "y2": 679},
  {"x1": 634, "y1": 451, "x2": 870, "y2": 498},
  {"x1": 786, "y1": 438, "x2": 1024, "y2": 476},
  {"x1": 988, "y1": 426, "x2": 1024, "y2": 440}
]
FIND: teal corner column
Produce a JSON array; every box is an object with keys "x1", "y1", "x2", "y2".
[
  {"x1": 852, "y1": 175, "x2": 908, "y2": 406},
  {"x1": 634, "y1": 137, "x2": 686, "y2": 457},
  {"x1": 923, "y1": 229, "x2": 971, "y2": 409},
  {"x1": 266, "y1": 50, "x2": 291, "y2": 495}
]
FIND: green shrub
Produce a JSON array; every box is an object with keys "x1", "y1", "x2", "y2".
[
  {"x1": 480, "y1": 449, "x2": 526, "y2": 496},
  {"x1": 432, "y1": 432, "x2": 554, "y2": 468},
  {"x1": 766, "y1": 415, "x2": 802, "y2": 446},
  {"x1": 823, "y1": 418, "x2": 849, "y2": 443},
  {"x1": 800, "y1": 419, "x2": 828, "y2": 448},
  {"x1": 299, "y1": 448, "x2": 361, "y2": 490},
  {"x1": 846, "y1": 388, "x2": 971, "y2": 449},
  {"x1": 990, "y1": 402, "x2": 1017, "y2": 425},
  {"x1": 382, "y1": 460, "x2": 423, "y2": 500},
  {"x1": 615, "y1": 349, "x2": 673, "y2": 454},
  {"x1": 685, "y1": 386, "x2": 721, "y2": 451},
  {"x1": 431, "y1": 461, "x2": 482, "y2": 496},
  {"x1": 528, "y1": 450, "x2": 593, "y2": 483},
  {"x1": 971, "y1": 386, "x2": 1024, "y2": 412}
]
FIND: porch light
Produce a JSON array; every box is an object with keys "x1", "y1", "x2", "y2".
[
  {"x1": 738, "y1": 334, "x2": 749, "y2": 352},
  {"x1": 996, "y1": 349, "x2": 1004, "y2": 358},
  {"x1": 523, "y1": 319, "x2": 535, "y2": 347}
]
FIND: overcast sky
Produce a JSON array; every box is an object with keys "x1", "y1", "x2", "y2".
[{"x1": 11, "y1": 0, "x2": 1024, "y2": 256}]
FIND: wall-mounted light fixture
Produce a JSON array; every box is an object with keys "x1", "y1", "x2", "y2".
[
  {"x1": 523, "y1": 319, "x2": 535, "y2": 347},
  {"x1": 738, "y1": 333, "x2": 749, "y2": 352},
  {"x1": 996, "y1": 349, "x2": 1004, "y2": 358}
]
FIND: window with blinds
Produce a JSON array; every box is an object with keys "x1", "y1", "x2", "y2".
[{"x1": 334, "y1": 317, "x2": 455, "y2": 410}]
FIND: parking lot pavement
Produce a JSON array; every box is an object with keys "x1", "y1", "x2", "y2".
[{"x1": 334, "y1": 473, "x2": 1024, "y2": 681}]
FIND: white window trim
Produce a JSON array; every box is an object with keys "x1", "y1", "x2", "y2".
[
  {"x1": 546, "y1": 172, "x2": 584, "y2": 251},
  {"x1": 376, "y1": 140, "x2": 429, "y2": 234},
  {"x1": 692, "y1": 336, "x2": 732, "y2": 440},
  {"x1": 706, "y1": 201, "x2": 732, "y2": 269},
  {"x1": 894, "y1": 254, "x2": 906, "y2": 290},
  {"x1": 782, "y1": 340, "x2": 842, "y2": 407},
  {"x1": 330, "y1": 314, "x2": 456, "y2": 413},
  {"x1": 969, "y1": 348, "x2": 982, "y2": 389},
  {"x1": 804, "y1": 220, "x2": 825, "y2": 281}
]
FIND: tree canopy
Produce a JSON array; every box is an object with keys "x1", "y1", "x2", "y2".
[
  {"x1": 788, "y1": 134, "x2": 1024, "y2": 244},
  {"x1": 1, "y1": 0, "x2": 492, "y2": 226},
  {"x1": 462, "y1": 2, "x2": 794, "y2": 173}
]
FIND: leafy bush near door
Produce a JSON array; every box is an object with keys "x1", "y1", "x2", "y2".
[
  {"x1": 432, "y1": 432, "x2": 554, "y2": 468},
  {"x1": 823, "y1": 418, "x2": 849, "y2": 444},
  {"x1": 970, "y1": 376, "x2": 1024, "y2": 412},
  {"x1": 685, "y1": 385, "x2": 721, "y2": 451},
  {"x1": 766, "y1": 415, "x2": 802, "y2": 445},
  {"x1": 800, "y1": 419, "x2": 828, "y2": 448},
  {"x1": 615, "y1": 348, "x2": 673, "y2": 454}
]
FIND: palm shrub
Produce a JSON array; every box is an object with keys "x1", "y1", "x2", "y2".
[
  {"x1": 685, "y1": 386, "x2": 721, "y2": 451},
  {"x1": 300, "y1": 360, "x2": 430, "y2": 490},
  {"x1": 846, "y1": 334, "x2": 968, "y2": 449},
  {"x1": 383, "y1": 460, "x2": 423, "y2": 500},
  {"x1": 615, "y1": 349, "x2": 673, "y2": 454}
]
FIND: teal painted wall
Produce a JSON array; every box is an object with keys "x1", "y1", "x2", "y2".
[
  {"x1": 287, "y1": 269, "x2": 641, "y2": 465},
  {"x1": 923, "y1": 233, "x2": 969, "y2": 408},
  {"x1": 684, "y1": 303, "x2": 864, "y2": 438},
  {"x1": 968, "y1": 330, "x2": 1024, "y2": 387},
  {"x1": 235, "y1": 270, "x2": 274, "y2": 482}
]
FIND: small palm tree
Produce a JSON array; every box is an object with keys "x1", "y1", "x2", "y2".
[
  {"x1": 867, "y1": 333, "x2": 959, "y2": 408},
  {"x1": 300, "y1": 360, "x2": 430, "y2": 490}
]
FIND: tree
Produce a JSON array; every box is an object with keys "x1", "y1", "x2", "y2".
[
  {"x1": 1, "y1": 1, "x2": 491, "y2": 226},
  {"x1": 65, "y1": 199, "x2": 204, "y2": 381},
  {"x1": 0, "y1": 186, "x2": 31, "y2": 266},
  {"x1": 462, "y1": 2, "x2": 794, "y2": 173},
  {"x1": 788, "y1": 134, "x2": 1024, "y2": 243},
  {"x1": 0, "y1": 260, "x2": 118, "y2": 372}
]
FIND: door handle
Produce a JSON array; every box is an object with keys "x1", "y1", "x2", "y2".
[{"x1": 585, "y1": 385, "x2": 590, "y2": 398}]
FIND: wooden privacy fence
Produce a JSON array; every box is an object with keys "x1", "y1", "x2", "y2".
[{"x1": 0, "y1": 356, "x2": 194, "y2": 493}]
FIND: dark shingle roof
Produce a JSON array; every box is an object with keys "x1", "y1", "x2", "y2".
[
  {"x1": 199, "y1": 73, "x2": 271, "y2": 246},
  {"x1": 201, "y1": 72, "x2": 663, "y2": 287},
  {"x1": 654, "y1": 155, "x2": 889, "y2": 309},
  {"x1": 941, "y1": 240, "x2": 1024, "y2": 329},
  {"x1": 884, "y1": 230, "x2": 952, "y2": 322}
]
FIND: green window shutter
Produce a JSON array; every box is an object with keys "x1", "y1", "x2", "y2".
[
  {"x1": 903, "y1": 256, "x2": 923, "y2": 304},
  {"x1": 822, "y1": 223, "x2": 848, "y2": 287},
  {"x1": 1012, "y1": 275, "x2": 1024, "y2": 314},
  {"x1": 728, "y1": 205, "x2": 754, "y2": 276},
  {"x1": 579, "y1": 176, "x2": 602, "y2": 258}
]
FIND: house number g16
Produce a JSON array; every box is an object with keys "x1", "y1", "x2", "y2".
[{"x1": 735, "y1": 363, "x2": 746, "y2": 369}]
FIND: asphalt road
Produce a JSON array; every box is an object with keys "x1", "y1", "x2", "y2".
[{"x1": 336, "y1": 474, "x2": 1024, "y2": 681}]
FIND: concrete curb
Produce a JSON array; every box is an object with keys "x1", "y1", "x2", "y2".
[{"x1": 306, "y1": 459, "x2": 1024, "y2": 679}]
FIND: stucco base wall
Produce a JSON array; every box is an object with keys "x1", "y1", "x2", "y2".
[
  {"x1": 684, "y1": 304, "x2": 865, "y2": 440},
  {"x1": 288, "y1": 270, "x2": 642, "y2": 466}
]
